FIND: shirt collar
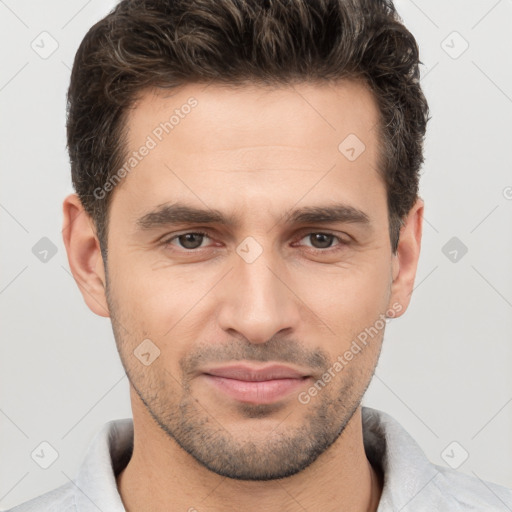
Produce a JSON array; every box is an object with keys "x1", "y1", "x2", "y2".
[
  {"x1": 74, "y1": 418, "x2": 133, "y2": 511},
  {"x1": 361, "y1": 407, "x2": 440, "y2": 511},
  {"x1": 71, "y1": 407, "x2": 440, "y2": 511}
]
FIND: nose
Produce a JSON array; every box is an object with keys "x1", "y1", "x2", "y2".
[{"x1": 216, "y1": 247, "x2": 301, "y2": 345}]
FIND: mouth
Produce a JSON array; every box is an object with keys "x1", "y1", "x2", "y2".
[{"x1": 201, "y1": 363, "x2": 312, "y2": 404}]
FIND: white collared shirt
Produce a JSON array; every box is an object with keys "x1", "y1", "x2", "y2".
[{"x1": 7, "y1": 407, "x2": 512, "y2": 511}]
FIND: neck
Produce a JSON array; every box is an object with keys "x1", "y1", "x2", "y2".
[{"x1": 116, "y1": 395, "x2": 383, "y2": 512}]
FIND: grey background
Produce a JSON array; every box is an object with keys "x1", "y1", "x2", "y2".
[{"x1": 1, "y1": 0, "x2": 511, "y2": 508}]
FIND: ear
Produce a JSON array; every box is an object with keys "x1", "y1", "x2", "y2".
[
  {"x1": 387, "y1": 198, "x2": 424, "y2": 317},
  {"x1": 62, "y1": 193, "x2": 110, "y2": 318}
]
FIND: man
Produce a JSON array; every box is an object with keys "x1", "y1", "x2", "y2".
[{"x1": 9, "y1": 0, "x2": 512, "y2": 510}]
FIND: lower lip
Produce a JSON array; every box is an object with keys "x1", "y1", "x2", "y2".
[{"x1": 203, "y1": 375, "x2": 309, "y2": 404}]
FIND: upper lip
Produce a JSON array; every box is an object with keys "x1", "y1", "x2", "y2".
[{"x1": 203, "y1": 363, "x2": 310, "y2": 381}]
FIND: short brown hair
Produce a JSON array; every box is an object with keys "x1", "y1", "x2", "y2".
[{"x1": 66, "y1": 0, "x2": 429, "y2": 258}]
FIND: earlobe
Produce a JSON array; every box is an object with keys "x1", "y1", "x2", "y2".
[
  {"x1": 387, "y1": 198, "x2": 424, "y2": 317},
  {"x1": 61, "y1": 193, "x2": 110, "y2": 318}
]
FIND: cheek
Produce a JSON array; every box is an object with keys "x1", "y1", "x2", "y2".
[
  {"x1": 110, "y1": 261, "x2": 220, "y2": 359},
  {"x1": 108, "y1": 235, "x2": 392, "y2": 348},
  {"x1": 294, "y1": 258, "x2": 391, "y2": 317},
  {"x1": 287, "y1": 258, "x2": 392, "y2": 357}
]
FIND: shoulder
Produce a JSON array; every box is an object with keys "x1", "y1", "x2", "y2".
[
  {"x1": 427, "y1": 463, "x2": 512, "y2": 511},
  {"x1": 361, "y1": 407, "x2": 512, "y2": 511},
  {"x1": 5, "y1": 482, "x2": 76, "y2": 511},
  {"x1": 5, "y1": 418, "x2": 132, "y2": 512}
]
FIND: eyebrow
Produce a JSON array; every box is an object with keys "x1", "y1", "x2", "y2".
[{"x1": 136, "y1": 201, "x2": 371, "y2": 231}]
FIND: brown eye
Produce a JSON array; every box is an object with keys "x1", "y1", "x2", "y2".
[
  {"x1": 177, "y1": 233, "x2": 205, "y2": 249},
  {"x1": 165, "y1": 232, "x2": 210, "y2": 250},
  {"x1": 308, "y1": 233, "x2": 336, "y2": 249},
  {"x1": 297, "y1": 232, "x2": 347, "y2": 251}
]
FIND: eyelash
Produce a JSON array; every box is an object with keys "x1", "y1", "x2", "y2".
[{"x1": 161, "y1": 230, "x2": 349, "y2": 253}]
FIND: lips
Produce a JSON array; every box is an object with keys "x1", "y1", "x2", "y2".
[
  {"x1": 203, "y1": 364, "x2": 308, "y2": 381},
  {"x1": 201, "y1": 363, "x2": 311, "y2": 404}
]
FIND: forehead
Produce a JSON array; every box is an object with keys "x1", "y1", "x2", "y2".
[
  {"x1": 111, "y1": 80, "x2": 384, "y2": 228},
  {"x1": 126, "y1": 80, "x2": 380, "y2": 157}
]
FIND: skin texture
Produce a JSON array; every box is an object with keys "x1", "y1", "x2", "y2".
[{"x1": 62, "y1": 80, "x2": 423, "y2": 512}]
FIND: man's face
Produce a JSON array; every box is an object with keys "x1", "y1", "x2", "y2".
[{"x1": 99, "y1": 81, "x2": 405, "y2": 480}]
